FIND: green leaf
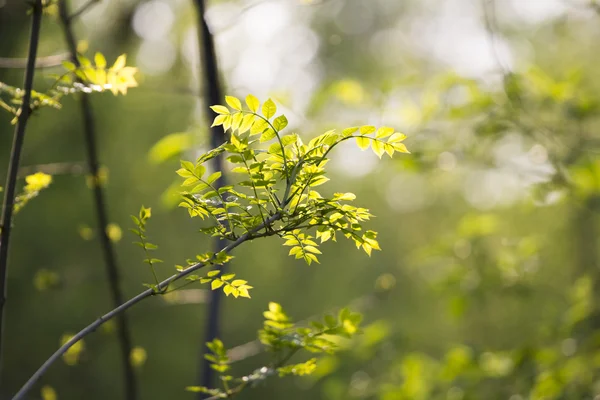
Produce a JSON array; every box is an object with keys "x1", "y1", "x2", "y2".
[
  {"x1": 262, "y1": 98, "x2": 277, "y2": 119},
  {"x1": 273, "y1": 115, "x2": 288, "y2": 131},
  {"x1": 62, "y1": 60, "x2": 76, "y2": 71},
  {"x1": 371, "y1": 140, "x2": 385, "y2": 158},
  {"x1": 342, "y1": 126, "x2": 358, "y2": 137},
  {"x1": 207, "y1": 270, "x2": 220, "y2": 277},
  {"x1": 94, "y1": 52, "x2": 107, "y2": 69},
  {"x1": 250, "y1": 118, "x2": 269, "y2": 136},
  {"x1": 225, "y1": 96, "x2": 242, "y2": 110},
  {"x1": 356, "y1": 136, "x2": 370, "y2": 150},
  {"x1": 359, "y1": 125, "x2": 376, "y2": 135},
  {"x1": 246, "y1": 94, "x2": 260, "y2": 112},
  {"x1": 212, "y1": 114, "x2": 227, "y2": 127},
  {"x1": 211, "y1": 279, "x2": 225, "y2": 290},
  {"x1": 210, "y1": 105, "x2": 230, "y2": 115},
  {"x1": 181, "y1": 160, "x2": 195, "y2": 172},
  {"x1": 207, "y1": 171, "x2": 222, "y2": 185},
  {"x1": 260, "y1": 128, "x2": 276, "y2": 143},
  {"x1": 238, "y1": 114, "x2": 255, "y2": 134},
  {"x1": 194, "y1": 164, "x2": 206, "y2": 178},
  {"x1": 176, "y1": 168, "x2": 193, "y2": 178},
  {"x1": 388, "y1": 132, "x2": 406, "y2": 143},
  {"x1": 375, "y1": 126, "x2": 394, "y2": 139}
]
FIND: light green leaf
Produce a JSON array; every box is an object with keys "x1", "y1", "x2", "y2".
[
  {"x1": 94, "y1": 52, "x2": 107, "y2": 69},
  {"x1": 211, "y1": 279, "x2": 225, "y2": 290},
  {"x1": 260, "y1": 128, "x2": 276, "y2": 143},
  {"x1": 246, "y1": 94, "x2": 260, "y2": 112},
  {"x1": 273, "y1": 115, "x2": 288, "y2": 131},
  {"x1": 359, "y1": 125, "x2": 376, "y2": 135},
  {"x1": 356, "y1": 136, "x2": 370, "y2": 150},
  {"x1": 210, "y1": 105, "x2": 230, "y2": 115},
  {"x1": 371, "y1": 140, "x2": 385, "y2": 158},
  {"x1": 375, "y1": 126, "x2": 394, "y2": 139},
  {"x1": 262, "y1": 98, "x2": 277, "y2": 119},
  {"x1": 206, "y1": 171, "x2": 221, "y2": 184},
  {"x1": 225, "y1": 96, "x2": 242, "y2": 111}
]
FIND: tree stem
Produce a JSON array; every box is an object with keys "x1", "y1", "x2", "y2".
[
  {"x1": 0, "y1": 0, "x2": 43, "y2": 382},
  {"x1": 57, "y1": 1, "x2": 138, "y2": 398}
]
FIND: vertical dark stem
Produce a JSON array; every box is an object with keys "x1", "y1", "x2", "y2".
[
  {"x1": 58, "y1": 2, "x2": 137, "y2": 399},
  {"x1": 193, "y1": 0, "x2": 228, "y2": 396},
  {"x1": 0, "y1": 0, "x2": 43, "y2": 381}
]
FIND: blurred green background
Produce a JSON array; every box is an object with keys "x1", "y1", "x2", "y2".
[{"x1": 2, "y1": 0, "x2": 600, "y2": 399}]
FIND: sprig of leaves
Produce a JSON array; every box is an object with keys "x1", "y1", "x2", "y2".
[
  {"x1": 0, "y1": 52, "x2": 137, "y2": 124},
  {"x1": 129, "y1": 206, "x2": 163, "y2": 290},
  {"x1": 173, "y1": 95, "x2": 410, "y2": 268},
  {"x1": 186, "y1": 302, "x2": 362, "y2": 398}
]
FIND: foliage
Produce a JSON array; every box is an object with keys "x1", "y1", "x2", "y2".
[
  {"x1": 186, "y1": 302, "x2": 362, "y2": 398},
  {"x1": 0, "y1": 52, "x2": 137, "y2": 124}
]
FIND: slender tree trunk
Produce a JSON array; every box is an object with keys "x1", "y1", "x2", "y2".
[
  {"x1": 58, "y1": 2, "x2": 138, "y2": 399},
  {"x1": 193, "y1": 0, "x2": 228, "y2": 396},
  {"x1": 0, "y1": 0, "x2": 43, "y2": 381}
]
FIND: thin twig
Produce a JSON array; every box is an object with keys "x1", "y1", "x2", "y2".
[
  {"x1": 0, "y1": 53, "x2": 69, "y2": 69},
  {"x1": 68, "y1": 0, "x2": 100, "y2": 21},
  {"x1": 18, "y1": 161, "x2": 86, "y2": 178},
  {"x1": 57, "y1": 0, "x2": 138, "y2": 399},
  {"x1": 0, "y1": 0, "x2": 43, "y2": 382},
  {"x1": 193, "y1": 0, "x2": 229, "y2": 396},
  {"x1": 11, "y1": 212, "x2": 282, "y2": 400}
]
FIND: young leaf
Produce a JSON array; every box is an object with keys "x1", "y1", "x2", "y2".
[
  {"x1": 246, "y1": 94, "x2": 260, "y2": 112},
  {"x1": 225, "y1": 96, "x2": 242, "y2": 111},
  {"x1": 262, "y1": 98, "x2": 277, "y2": 119}
]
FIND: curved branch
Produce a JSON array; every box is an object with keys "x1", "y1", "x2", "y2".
[{"x1": 11, "y1": 212, "x2": 282, "y2": 400}]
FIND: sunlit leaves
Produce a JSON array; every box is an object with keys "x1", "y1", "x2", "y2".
[
  {"x1": 277, "y1": 359, "x2": 317, "y2": 377},
  {"x1": 130, "y1": 206, "x2": 163, "y2": 288},
  {"x1": 282, "y1": 230, "x2": 321, "y2": 265},
  {"x1": 187, "y1": 269, "x2": 253, "y2": 298},
  {"x1": 63, "y1": 53, "x2": 138, "y2": 95},
  {"x1": 262, "y1": 98, "x2": 277, "y2": 119},
  {"x1": 246, "y1": 94, "x2": 260, "y2": 112},
  {"x1": 14, "y1": 172, "x2": 52, "y2": 214},
  {"x1": 273, "y1": 115, "x2": 288, "y2": 131},
  {"x1": 225, "y1": 95, "x2": 242, "y2": 111}
]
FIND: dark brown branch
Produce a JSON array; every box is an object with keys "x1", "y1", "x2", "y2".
[
  {"x1": 0, "y1": 53, "x2": 69, "y2": 69},
  {"x1": 193, "y1": 0, "x2": 228, "y2": 396},
  {"x1": 0, "y1": 0, "x2": 43, "y2": 382},
  {"x1": 57, "y1": 1, "x2": 138, "y2": 399},
  {"x1": 11, "y1": 212, "x2": 282, "y2": 400}
]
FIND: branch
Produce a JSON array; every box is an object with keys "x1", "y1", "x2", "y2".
[
  {"x1": 57, "y1": 1, "x2": 138, "y2": 399},
  {"x1": 18, "y1": 162, "x2": 86, "y2": 178},
  {"x1": 68, "y1": 0, "x2": 100, "y2": 21},
  {"x1": 0, "y1": 0, "x2": 43, "y2": 381},
  {"x1": 0, "y1": 53, "x2": 69, "y2": 69},
  {"x1": 10, "y1": 212, "x2": 282, "y2": 400}
]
